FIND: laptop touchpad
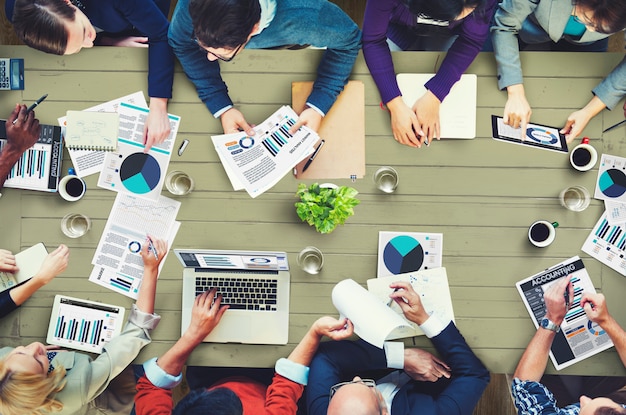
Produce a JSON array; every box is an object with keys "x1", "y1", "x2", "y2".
[{"x1": 212, "y1": 314, "x2": 252, "y2": 342}]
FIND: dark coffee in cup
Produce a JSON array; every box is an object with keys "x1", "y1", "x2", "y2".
[
  {"x1": 571, "y1": 147, "x2": 592, "y2": 167},
  {"x1": 530, "y1": 223, "x2": 550, "y2": 242},
  {"x1": 65, "y1": 177, "x2": 85, "y2": 198},
  {"x1": 528, "y1": 220, "x2": 558, "y2": 247}
]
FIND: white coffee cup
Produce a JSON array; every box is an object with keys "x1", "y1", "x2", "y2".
[
  {"x1": 58, "y1": 175, "x2": 86, "y2": 202},
  {"x1": 569, "y1": 137, "x2": 598, "y2": 172},
  {"x1": 528, "y1": 220, "x2": 559, "y2": 248}
]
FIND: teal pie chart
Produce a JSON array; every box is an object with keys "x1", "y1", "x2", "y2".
[
  {"x1": 119, "y1": 153, "x2": 161, "y2": 194},
  {"x1": 598, "y1": 169, "x2": 626, "y2": 198},
  {"x1": 383, "y1": 235, "x2": 425, "y2": 274}
]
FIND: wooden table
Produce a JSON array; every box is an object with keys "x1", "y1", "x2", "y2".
[{"x1": 0, "y1": 45, "x2": 625, "y2": 375}]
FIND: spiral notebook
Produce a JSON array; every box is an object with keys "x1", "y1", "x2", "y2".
[{"x1": 64, "y1": 111, "x2": 119, "y2": 151}]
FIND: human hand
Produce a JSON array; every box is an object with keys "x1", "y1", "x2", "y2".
[
  {"x1": 0, "y1": 249, "x2": 18, "y2": 273},
  {"x1": 560, "y1": 108, "x2": 594, "y2": 143},
  {"x1": 32, "y1": 245, "x2": 69, "y2": 285},
  {"x1": 143, "y1": 98, "x2": 171, "y2": 152},
  {"x1": 185, "y1": 288, "x2": 229, "y2": 343},
  {"x1": 581, "y1": 293, "x2": 611, "y2": 326},
  {"x1": 389, "y1": 281, "x2": 429, "y2": 325},
  {"x1": 403, "y1": 348, "x2": 451, "y2": 382},
  {"x1": 100, "y1": 36, "x2": 149, "y2": 48},
  {"x1": 220, "y1": 108, "x2": 255, "y2": 136},
  {"x1": 5, "y1": 104, "x2": 40, "y2": 153},
  {"x1": 387, "y1": 96, "x2": 422, "y2": 147},
  {"x1": 412, "y1": 90, "x2": 441, "y2": 145},
  {"x1": 289, "y1": 107, "x2": 322, "y2": 134},
  {"x1": 543, "y1": 276, "x2": 573, "y2": 325},
  {"x1": 504, "y1": 84, "x2": 532, "y2": 135},
  {"x1": 140, "y1": 236, "x2": 166, "y2": 272},
  {"x1": 312, "y1": 316, "x2": 354, "y2": 341}
]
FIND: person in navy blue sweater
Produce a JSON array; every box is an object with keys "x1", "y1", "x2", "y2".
[{"x1": 7, "y1": 0, "x2": 175, "y2": 151}]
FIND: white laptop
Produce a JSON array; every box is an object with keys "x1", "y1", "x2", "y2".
[
  {"x1": 396, "y1": 73, "x2": 477, "y2": 139},
  {"x1": 176, "y1": 249, "x2": 290, "y2": 345}
]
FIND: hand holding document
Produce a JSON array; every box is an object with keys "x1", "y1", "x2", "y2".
[{"x1": 212, "y1": 106, "x2": 318, "y2": 197}]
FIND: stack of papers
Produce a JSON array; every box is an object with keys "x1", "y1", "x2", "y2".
[{"x1": 212, "y1": 106, "x2": 318, "y2": 197}]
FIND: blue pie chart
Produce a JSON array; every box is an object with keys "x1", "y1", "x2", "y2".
[
  {"x1": 599, "y1": 169, "x2": 626, "y2": 198},
  {"x1": 119, "y1": 153, "x2": 161, "y2": 194},
  {"x1": 383, "y1": 236, "x2": 424, "y2": 274}
]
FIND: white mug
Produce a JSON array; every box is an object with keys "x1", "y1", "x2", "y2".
[
  {"x1": 59, "y1": 175, "x2": 86, "y2": 202},
  {"x1": 528, "y1": 220, "x2": 559, "y2": 248}
]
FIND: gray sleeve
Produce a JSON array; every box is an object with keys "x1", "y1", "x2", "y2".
[
  {"x1": 490, "y1": 0, "x2": 539, "y2": 90},
  {"x1": 592, "y1": 52, "x2": 626, "y2": 110}
]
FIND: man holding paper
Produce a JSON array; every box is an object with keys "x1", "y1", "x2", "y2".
[
  {"x1": 307, "y1": 281, "x2": 489, "y2": 415},
  {"x1": 512, "y1": 276, "x2": 626, "y2": 414}
]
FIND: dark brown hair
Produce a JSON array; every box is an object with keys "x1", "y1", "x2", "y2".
[
  {"x1": 573, "y1": 0, "x2": 626, "y2": 34},
  {"x1": 12, "y1": 0, "x2": 76, "y2": 55}
]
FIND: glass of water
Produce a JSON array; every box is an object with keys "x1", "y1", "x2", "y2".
[
  {"x1": 559, "y1": 185, "x2": 590, "y2": 212},
  {"x1": 61, "y1": 213, "x2": 91, "y2": 238},
  {"x1": 297, "y1": 246, "x2": 324, "y2": 275},
  {"x1": 373, "y1": 166, "x2": 399, "y2": 193}
]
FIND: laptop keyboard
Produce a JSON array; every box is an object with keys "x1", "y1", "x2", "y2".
[{"x1": 194, "y1": 276, "x2": 278, "y2": 311}]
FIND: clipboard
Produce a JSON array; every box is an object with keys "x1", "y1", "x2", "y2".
[{"x1": 292, "y1": 81, "x2": 365, "y2": 180}]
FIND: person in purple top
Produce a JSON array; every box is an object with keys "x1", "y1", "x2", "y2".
[{"x1": 362, "y1": 0, "x2": 497, "y2": 148}]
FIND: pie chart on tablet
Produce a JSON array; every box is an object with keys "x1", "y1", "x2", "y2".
[
  {"x1": 119, "y1": 153, "x2": 161, "y2": 194},
  {"x1": 383, "y1": 235, "x2": 424, "y2": 274},
  {"x1": 599, "y1": 169, "x2": 626, "y2": 198}
]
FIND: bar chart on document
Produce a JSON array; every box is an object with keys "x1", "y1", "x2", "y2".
[
  {"x1": 90, "y1": 193, "x2": 181, "y2": 298},
  {"x1": 582, "y1": 211, "x2": 626, "y2": 276},
  {"x1": 50, "y1": 297, "x2": 122, "y2": 353}
]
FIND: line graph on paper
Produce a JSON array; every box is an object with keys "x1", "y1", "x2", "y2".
[{"x1": 109, "y1": 193, "x2": 181, "y2": 237}]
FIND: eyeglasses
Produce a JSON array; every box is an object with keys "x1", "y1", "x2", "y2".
[
  {"x1": 329, "y1": 379, "x2": 385, "y2": 415},
  {"x1": 193, "y1": 37, "x2": 243, "y2": 62}
]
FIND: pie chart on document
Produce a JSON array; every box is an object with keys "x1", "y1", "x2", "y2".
[
  {"x1": 119, "y1": 153, "x2": 161, "y2": 194},
  {"x1": 382, "y1": 235, "x2": 424, "y2": 274}
]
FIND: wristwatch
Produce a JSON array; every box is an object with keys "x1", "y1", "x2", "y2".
[{"x1": 540, "y1": 318, "x2": 560, "y2": 333}]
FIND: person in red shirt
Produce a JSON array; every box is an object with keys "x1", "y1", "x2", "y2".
[{"x1": 135, "y1": 288, "x2": 354, "y2": 414}]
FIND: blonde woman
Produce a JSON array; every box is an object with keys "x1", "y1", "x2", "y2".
[{"x1": 0, "y1": 237, "x2": 166, "y2": 415}]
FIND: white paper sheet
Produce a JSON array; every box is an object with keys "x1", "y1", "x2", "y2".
[
  {"x1": 89, "y1": 193, "x2": 181, "y2": 299},
  {"x1": 97, "y1": 102, "x2": 180, "y2": 200},
  {"x1": 212, "y1": 106, "x2": 317, "y2": 197},
  {"x1": 57, "y1": 91, "x2": 148, "y2": 178}
]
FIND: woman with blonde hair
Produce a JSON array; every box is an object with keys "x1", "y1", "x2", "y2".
[{"x1": 0, "y1": 237, "x2": 167, "y2": 415}]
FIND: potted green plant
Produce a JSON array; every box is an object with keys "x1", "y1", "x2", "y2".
[{"x1": 295, "y1": 183, "x2": 360, "y2": 234}]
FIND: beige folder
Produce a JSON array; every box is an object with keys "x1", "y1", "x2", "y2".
[{"x1": 292, "y1": 80, "x2": 365, "y2": 180}]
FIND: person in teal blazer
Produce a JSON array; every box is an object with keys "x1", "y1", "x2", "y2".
[{"x1": 491, "y1": 0, "x2": 625, "y2": 143}]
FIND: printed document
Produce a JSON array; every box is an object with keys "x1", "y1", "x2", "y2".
[
  {"x1": 212, "y1": 106, "x2": 317, "y2": 197},
  {"x1": 89, "y1": 193, "x2": 180, "y2": 299},
  {"x1": 58, "y1": 91, "x2": 148, "y2": 178},
  {"x1": 516, "y1": 256, "x2": 613, "y2": 370},
  {"x1": 367, "y1": 268, "x2": 454, "y2": 338},
  {"x1": 332, "y1": 278, "x2": 414, "y2": 348}
]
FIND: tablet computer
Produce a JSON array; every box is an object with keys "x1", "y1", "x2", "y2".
[
  {"x1": 47, "y1": 295, "x2": 125, "y2": 354},
  {"x1": 491, "y1": 115, "x2": 568, "y2": 153}
]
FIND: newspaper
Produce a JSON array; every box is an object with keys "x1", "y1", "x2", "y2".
[
  {"x1": 212, "y1": 106, "x2": 317, "y2": 198},
  {"x1": 516, "y1": 256, "x2": 614, "y2": 370}
]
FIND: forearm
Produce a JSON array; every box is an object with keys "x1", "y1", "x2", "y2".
[
  {"x1": 155, "y1": 332, "x2": 202, "y2": 376},
  {"x1": 513, "y1": 328, "x2": 555, "y2": 381},
  {"x1": 135, "y1": 265, "x2": 157, "y2": 314},
  {"x1": 592, "y1": 55, "x2": 626, "y2": 111},
  {"x1": 287, "y1": 327, "x2": 322, "y2": 367},
  {"x1": 8, "y1": 278, "x2": 45, "y2": 306},
  {"x1": 0, "y1": 146, "x2": 24, "y2": 189},
  {"x1": 600, "y1": 316, "x2": 626, "y2": 368}
]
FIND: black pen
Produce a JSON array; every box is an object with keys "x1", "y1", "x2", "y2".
[
  {"x1": 564, "y1": 286, "x2": 570, "y2": 310},
  {"x1": 302, "y1": 139, "x2": 325, "y2": 172},
  {"x1": 603, "y1": 119, "x2": 626, "y2": 133},
  {"x1": 13, "y1": 94, "x2": 48, "y2": 124}
]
